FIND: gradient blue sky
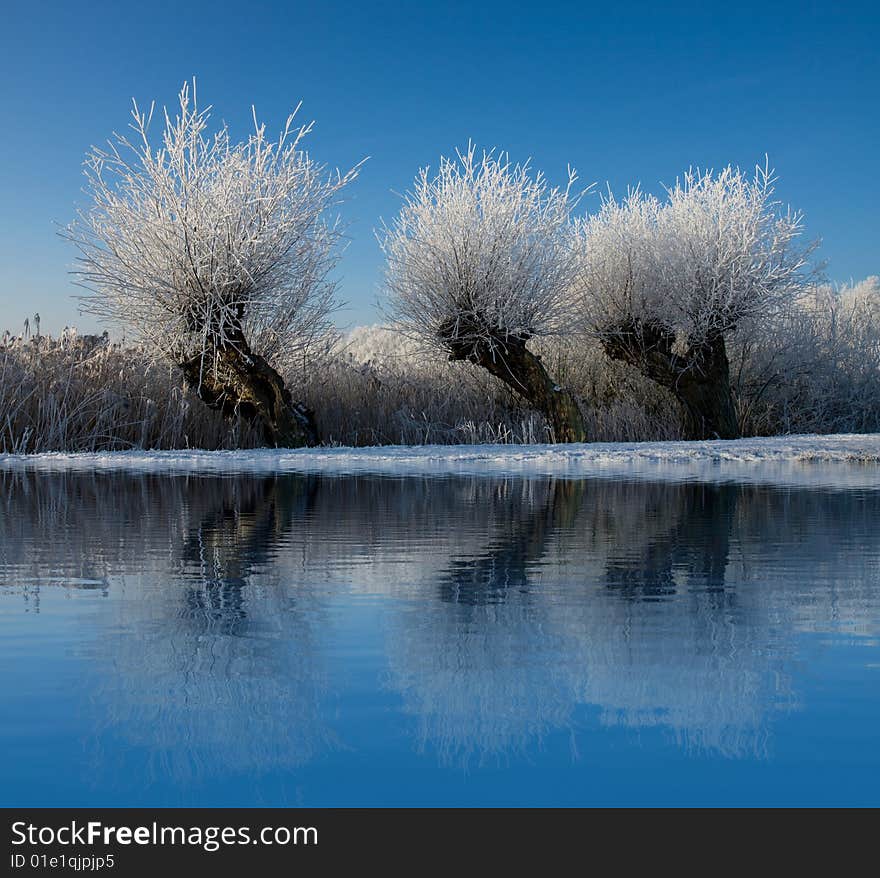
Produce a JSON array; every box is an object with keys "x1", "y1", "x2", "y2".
[{"x1": 1, "y1": 0, "x2": 877, "y2": 335}]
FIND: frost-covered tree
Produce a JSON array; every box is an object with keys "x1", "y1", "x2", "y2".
[
  {"x1": 65, "y1": 82, "x2": 360, "y2": 447},
  {"x1": 572, "y1": 164, "x2": 814, "y2": 439},
  {"x1": 381, "y1": 146, "x2": 587, "y2": 443}
]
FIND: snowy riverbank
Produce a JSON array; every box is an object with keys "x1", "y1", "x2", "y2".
[{"x1": 4, "y1": 434, "x2": 880, "y2": 487}]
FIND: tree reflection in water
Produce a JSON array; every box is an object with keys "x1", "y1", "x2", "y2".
[{"x1": 2, "y1": 469, "x2": 878, "y2": 781}]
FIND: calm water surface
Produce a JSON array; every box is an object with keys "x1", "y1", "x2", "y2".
[{"x1": 1, "y1": 468, "x2": 879, "y2": 806}]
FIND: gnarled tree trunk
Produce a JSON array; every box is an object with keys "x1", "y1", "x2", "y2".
[
  {"x1": 445, "y1": 331, "x2": 587, "y2": 443},
  {"x1": 180, "y1": 337, "x2": 317, "y2": 448},
  {"x1": 601, "y1": 320, "x2": 739, "y2": 440}
]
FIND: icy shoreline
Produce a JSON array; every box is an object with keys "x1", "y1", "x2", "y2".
[{"x1": 3, "y1": 434, "x2": 880, "y2": 488}]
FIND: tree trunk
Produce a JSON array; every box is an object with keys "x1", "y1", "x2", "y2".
[
  {"x1": 601, "y1": 320, "x2": 739, "y2": 440},
  {"x1": 180, "y1": 342, "x2": 318, "y2": 448},
  {"x1": 439, "y1": 479, "x2": 585, "y2": 605},
  {"x1": 448, "y1": 335, "x2": 587, "y2": 443},
  {"x1": 674, "y1": 348, "x2": 739, "y2": 441}
]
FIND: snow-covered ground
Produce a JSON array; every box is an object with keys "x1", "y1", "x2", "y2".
[{"x1": 3, "y1": 434, "x2": 880, "y2": 487}]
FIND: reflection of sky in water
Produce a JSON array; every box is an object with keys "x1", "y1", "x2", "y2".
[{"x1": 1, "y1": 470, "x2": 878, "y2": 806}]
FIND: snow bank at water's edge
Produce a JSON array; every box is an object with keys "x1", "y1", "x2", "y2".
[{"x1": 4, "y1": 434, "x2": 880, "y2": 487}]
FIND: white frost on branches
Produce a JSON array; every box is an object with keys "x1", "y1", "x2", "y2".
[
  {"x1": 732, "y1": 276, "x2": 880, "y2": 434},
  {"x1": 572, "y1": 163, "x2": 815, "y2": 346},
  {"x1": 381, "y1": 145, "x2": 580, "y2": 355},
  {"x1": 65, "y1": 81, "x2": 360, "y2": 371}
]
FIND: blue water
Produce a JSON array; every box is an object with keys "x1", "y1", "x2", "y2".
[{"x1": 1, "y1": 469, "x2": 878, "y2": 806}]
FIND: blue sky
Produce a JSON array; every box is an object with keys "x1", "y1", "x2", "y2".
[{"x1": 1, "y1": 0, "x2": 877, "y2": 335}]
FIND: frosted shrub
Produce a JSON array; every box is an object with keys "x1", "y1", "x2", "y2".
[
  {"x1": 289, "y1": 325, "x2": 684, "y2": 446},
  {"x1": 0, "y1": 329, "x2": 262, "y2": 453},
  {"x1": 732, "y1": 277, "x2": 880, "y2": 434}
]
